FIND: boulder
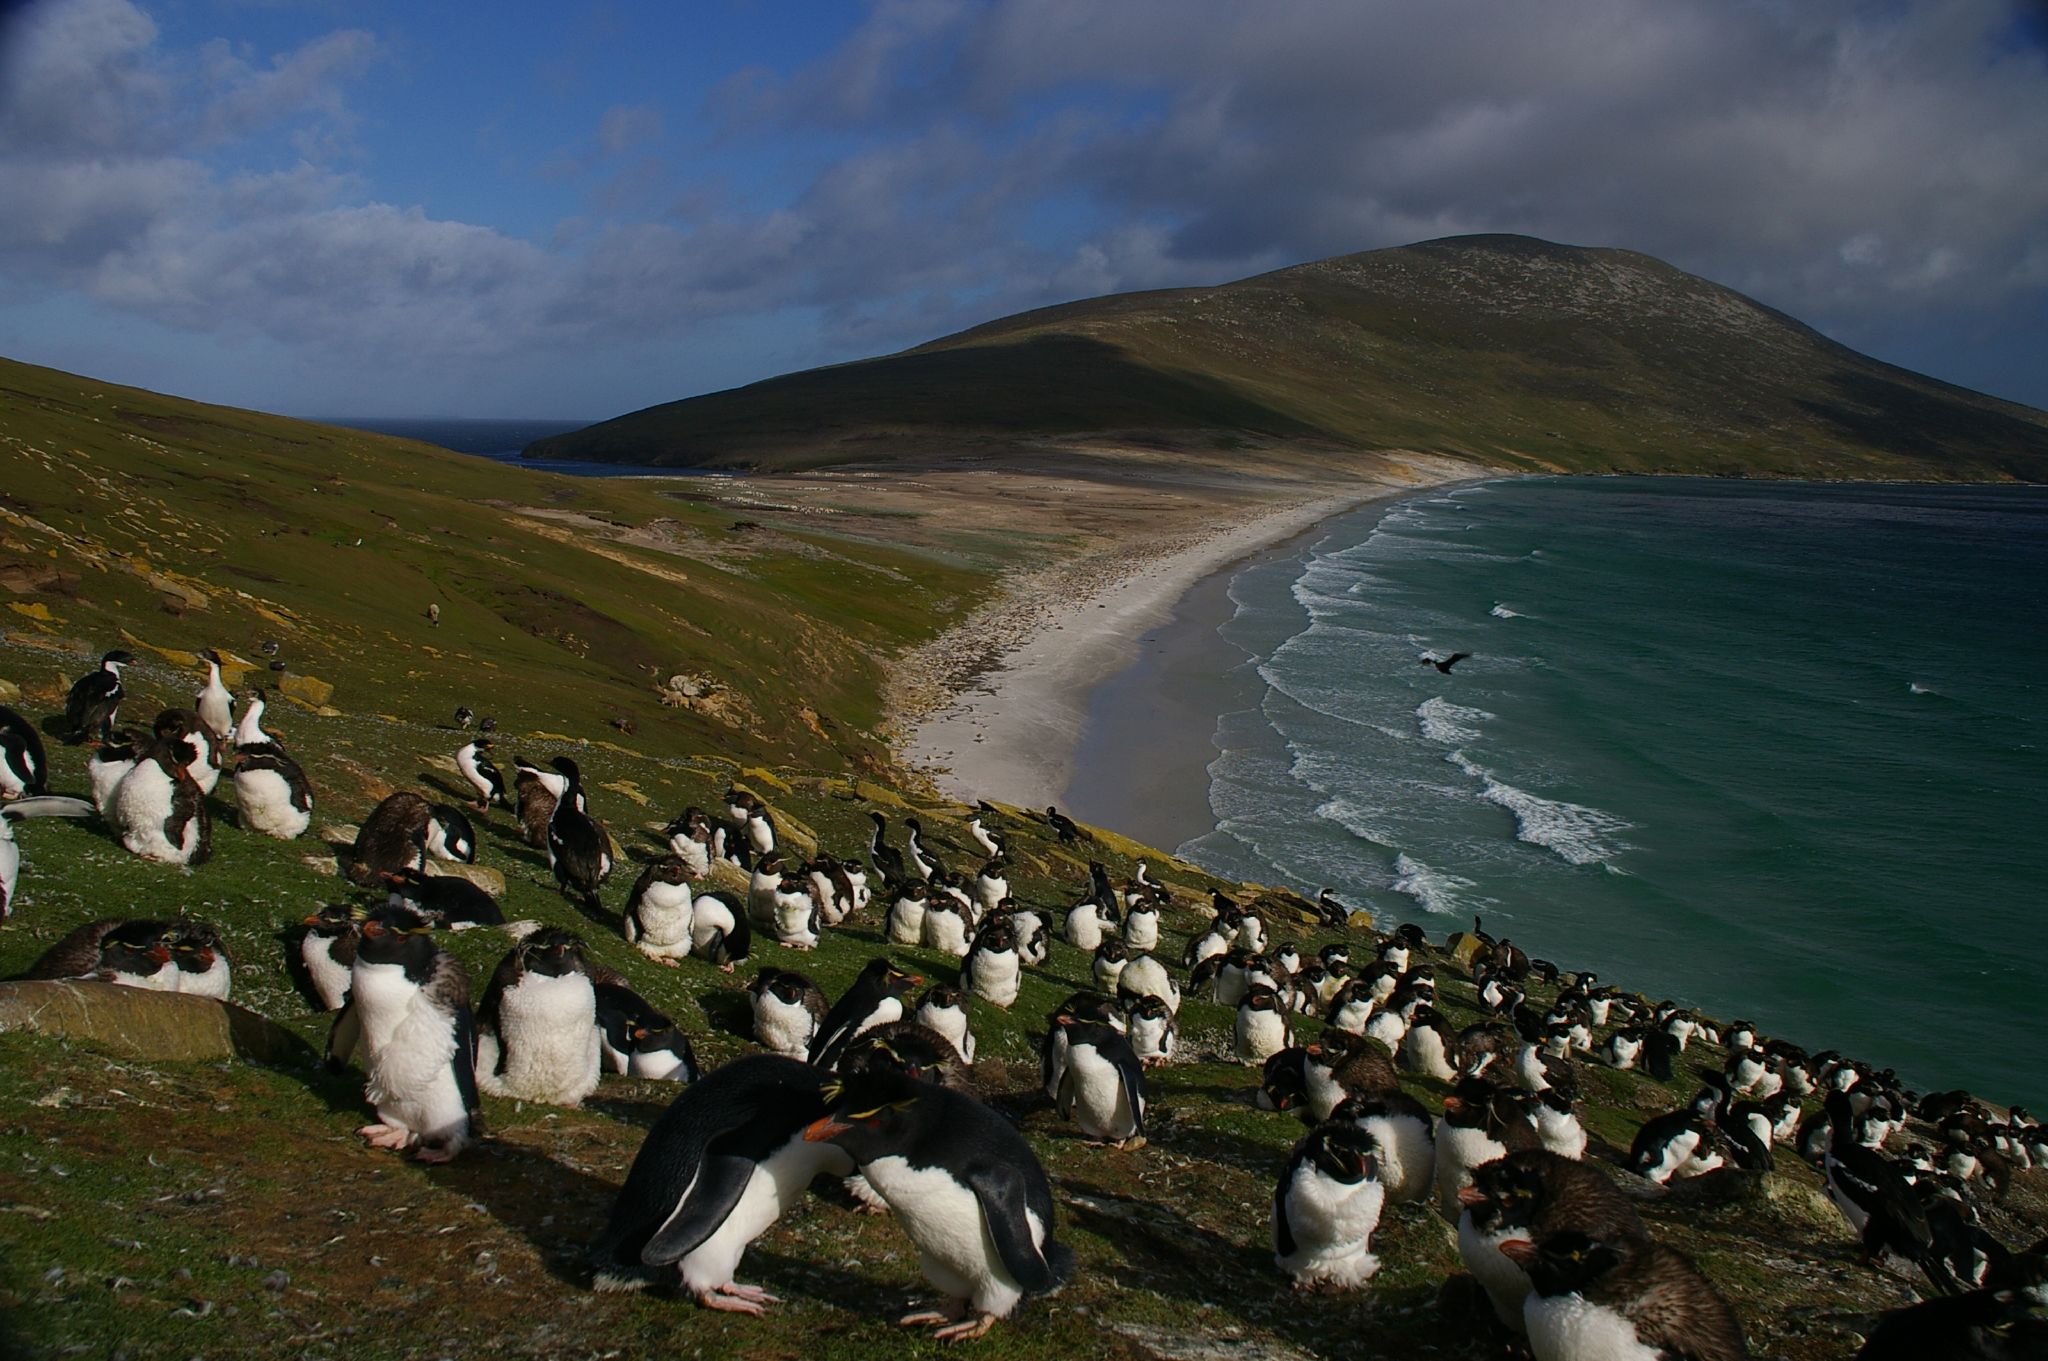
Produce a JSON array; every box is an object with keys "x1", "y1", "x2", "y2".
[
  {"x1": 0, "y1": 981, "x2": 312, "y2": 1064},
  {"x1": 278, "y1": 673, "x2": 334, "y2": 706}
]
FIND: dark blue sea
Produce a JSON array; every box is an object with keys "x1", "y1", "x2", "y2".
[{"x1": 1180, "y1": 477, "x2": 2047, "y2": 1107}]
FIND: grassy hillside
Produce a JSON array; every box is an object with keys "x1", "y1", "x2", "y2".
[
  {"x1": 528, "y1": 234, "x2": 2048, "y2": 481},
  {"x1": 2, "y1": 361, "x2": 2043, "y2": 1360},
  {"x1": 0, "y1": 355, "x2": 991, "y2": 773}
]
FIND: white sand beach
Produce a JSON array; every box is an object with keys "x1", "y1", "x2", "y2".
[{"x1": 897, "y1": 454, "x2": 1485, "y2": 812}]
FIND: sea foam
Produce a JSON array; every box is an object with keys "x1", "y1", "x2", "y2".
[
  {"x1": 1490, "y1": 603, "x2": 1522, "y2": 619},
  {"x1": 1416, "y1": 696, "x2": 1492, "y2": 745},
  {"x1": 1447, "y1": 751, "x2": 1629, "y2": 867},
  {"x1": 1391, "y1": 853, "x2": 1475, "y2": 914}
]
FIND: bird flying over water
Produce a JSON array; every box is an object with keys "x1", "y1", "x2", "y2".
[{"x1": 1420, "y1": 652, "x2": 1471, "y2": 675}]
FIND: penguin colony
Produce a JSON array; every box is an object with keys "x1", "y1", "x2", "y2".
[{"x1": 2, "y1": 648, "x2": 2045, "y2": 1356}]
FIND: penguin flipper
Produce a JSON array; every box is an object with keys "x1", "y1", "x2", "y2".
[
  {"x1": 1272, "y1": 1183, "x2": 1298, "y2": 1260},
  {"x1": 326, "y1": 1000, "x2": 362, "y2": 1070},
  {"x1": 641, "y1": 1152, "x2": 757, "y2": 1265},
  {"x1": 966, "y1": 1162, "x2": 1061, "y2": 1295},
  {"x1": 1106, "y1": 1040, "x2": 1148, "y2": 1138},
  {"x1": 452, "y1": 1002, "x2": 483, "y2": 1134}
]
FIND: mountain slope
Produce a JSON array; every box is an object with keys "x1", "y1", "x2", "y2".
[
  {"x1": 0, "y1": 355, "x2": 987, "y2": 771},
  {"x1": 527, "y1": 234, "x2": 2048, "y2": 481}
]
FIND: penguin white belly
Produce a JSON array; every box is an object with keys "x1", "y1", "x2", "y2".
[
  {"x1": 1523, "y1": 1293, "x2": 1663, "y2": 1361},
  {"x1": 887, "y1": 900, "x2": 926, "y2": 946},
  {"x1": 1276, "y1": 1166, "x2": 1384, "y2": 1287},
  {"x1": 629, "y1": 885, "x2": 695, "y2": 960},
  {"x1": 89, "y1": 756, "x2": 135, "y2": 813},
  {"x1": 1127, "y1": 1015, "x2": 1174, "y2": 1064},
  {"x1": 1235, "y1": 1009, "x2": 1288, "y2": 1064},
  {"x1": 753, "y1": 998, "x2": 817, "y2": 1058},
  {"x1": 1434, "y1": 1122, "x2": 1507, "y2": 1220},
  {"x1": 1401, "y1": 1027, "x2": 1455, "y2": 1080},
  {"x1": 480, "y1": 974, "x2": 599, "y2": 1106},
  {"x1": 1305, "y1": 1065, "x2": 1343, "y2": 1122},
  {"x1": 1823, "y1": 1161, "x2": 1872, "y2": 1234},
  {"x1": 1064, "y1": 906, "x2": 1105, "y2": 951},
  {"x1": 1329, "y1": 999, "x2": 1372, "y2": 1034},
  {"x1": 668, "y1": 834, "x2": 710, "y2": 878},
  {"x1": 771, "y1": 897, "x2": 817, "y2": 950},
  {"x1": 1640, "y1": 1129, "x2": 1702, "y2": 1184},
  {"x1": 1123, "y1": 912, "x2": 1159, "y2": 952},
  {"x1": 0, "y1": 837, "x2": 17, "y2": 917},
  {"x1": 1366, "y1": 1010, "x2": 1408, "y2": 1053},
  {"x1": 1363, "y1": 1114, "x2": 1435, "y2": 1203},
  {"x1": 179, "y1": 959, "x2": 233, "y2": 1000},
  {"x1": 966, "y1": 948, "x2": 1021, "y2": 1008},
  {"x1": 110, "y1": 766, "x2": 182, "y2": 861},
  {"x1": 354, "y1": 963, "x2": 469, "y2": 1149},
  {"x1": 235, "y1": 767, "x2": 310, "y2": 839},
  {"x1": 627, "y1": 1046, "x2": 691, "y2": 1081},
  {"x1": 1236, "y1": 920, "x2": 1266, "y2": 952},
  {"x1": 1458, "y1": 1214, "x2": 1532, "y2": 1328},
  {"x1": 1536, "y1": 1106, "x2": 1587, "y2": 1160},
  {"x1": 690, "y1": 896, "x2": 738, "y2": 955},
  {"x1": 185, "y1": 734, "x2": 222, "y2": 796},
  {"x1": 675, "y1": 1136, "x2": 854, "y2": 1296},
  {"x1": 860, "y1": 1156, "x2": 1034, "y2": 1320},
  {"x1": 918, "y1": 1006, "x2": 975, "y2": 1063},
  {"x1": 1057, "y1": 1046, "x2": 1139, "y2": 1141},
  {"x1": 1118, "y1": 958, "x2": 1179, "y2": 1012},
  {"x1": 1188, "y1": 934, "x2": 1227, "y2": 968},
  {"x1": 922, "y1": 911, "x2": 969, "y2": 957},
  {"x1": 1513, "y1": 1046, "x2": 1551, "y2": 1092}
]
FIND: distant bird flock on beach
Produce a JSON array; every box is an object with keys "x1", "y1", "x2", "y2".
[{"x1": 2, "y1": 642, "x2": 2045, "y2": 1356}]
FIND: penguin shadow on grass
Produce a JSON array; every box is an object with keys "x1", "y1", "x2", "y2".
[
  {"x1": 1056, "y1": 1181, "x2": 1269, "y2": 1305},
  {"x1": 692, "y1": 986, "x2": 755, "y2": 1043},
  {"x1": 423, "y1": 1140, "x2": 623, "y2": 1289}
]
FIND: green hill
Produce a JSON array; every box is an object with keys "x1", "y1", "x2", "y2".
[{"x1": 526, "y1": 234, "x2": 2048, "y2": 481}]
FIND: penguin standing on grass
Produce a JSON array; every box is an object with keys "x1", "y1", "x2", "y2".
[
  {"x1": 1274, "y1": 1123, "x2": 1386, "y2": 1288},
  {"x1": 546, "y1": 757, "x2": 612, "y2": 913},
  {"x1": 801, "y1": 1068, "x2": 1074, "y2": 1340},
  {"x1": 475, "y1": 929, "x2": 601, "y2": 1108},
  {"x1": 1052, "y1": 1017, "x2": 1147, "y2": 1148},
  {"x1": 296, "y1": 905, "x2": 359, "y2": 1011},
  {"x1": 623, "y1": 856, "x2": 697, "y2": 966},
  {"x1": 915, "y1": 985, "x2": 977, "y2": 1065},
  {"x1": 748, "y1": 967, "x2": 827, "y2": 1059},
  {"x1": 327, "y1": 905, "x2": 479, "y2": 1163},
  {"x1": 512, "y1": 758, "x2": 566, "y2": 848},
  {"x1": 195, "y1": 650, "x2": 235, "y2": 743},
  {"x1": 108, "y1": 726, "x2": 212, "y2": 865},
  {"x1": 963, "y1": 916, "x2": 1022, "y2": 1009},
  {"x1": 65, "y1": 650, "x2": 133, "y2": 744},
  {"x1": 456, "y1": 737, "x2": 505, "y2": 810},
  {"x1": 589, "y1": 1055, "x2": 855, "y2": 1313},
  {"x1": 230, "y1": 690, "x2": 312, "y2": 840},
  {"x1": 593, "y1": 979, "x2": 699, "y2": 1081},
  {"x1": 810, "y1": 959, "x2": 923, "y2": 1069},
  {"x1": 0, "y1": 705, "x2": 49, "y2": 799}
]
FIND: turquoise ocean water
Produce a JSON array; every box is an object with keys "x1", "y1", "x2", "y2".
[{"x1": 1180, "y1": 477, "x2": 2046, "y2": 1107}]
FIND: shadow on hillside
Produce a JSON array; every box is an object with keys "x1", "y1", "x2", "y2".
[
  {"x1": 694, "y1": 987, "x2": 753, "y2": 1041},
  {"x1": 427, "y1": 1140, "x2": 622, "y2": 1289},
  {"x1": 1800, "y1": 368, "x2": 2048, "y2": 472}
]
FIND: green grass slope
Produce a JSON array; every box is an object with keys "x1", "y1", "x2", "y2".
[
  {"x1": 0, "y1": 355, "x2": 991, "y2": 773},
  {"x1": 528, "y1": 234, "x2": 2048, "y2": 481}
]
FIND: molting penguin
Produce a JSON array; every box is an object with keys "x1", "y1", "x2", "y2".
[
  {"x1": 108, "y1": 727, "x2": 212, "y2": 865},
  {"x1": 1820, "y1": 1089, "x2": 1953, "y2": 1292},
  {"x1": 296, "y1": 905, "x2": 359, "y2": 1011},
  {"x1": 195, "y1": 650, "x2": 235, "y2": 743},
  {"x1": 387, "y1": 867, "x2": 504, "y2": 929},
  {"x1": 886, "y1": 880, "x2": 929, "y2": 946},
  {"x1": 1456, "y1": 1149, "x2": 1651, "y2": 1335},
  {"x1": 664, "y1": 806, "x2": 715, "y2": 877},
  {"x1": 801, "y1": 1068, "x2": 1074, "y2": 1340},
  {"x1": 589, "y1": 1054, "x2": 855, "y2": 1312},
  {"x1": 1235, "y1": 985, "x2": 1292, "y2": 1064},
  {"x1": 348, "y1": 791, "x2": 474, "y2": 884},
  {"x1": 475, "y1": 929, "x2": 601, "y2": 1108},
  {"x1": 0, "y1": 795, "x2": 94, "y2": 920},
  {"x1": 920, "y1": 891, "x2": 971, "y2": 957},
  {"x1": 1855, "y1": 1242, "x2": 2048, "y2": 1359},
  {"x1": 1273, "y1": 1123, "x2": 1385, "y2": 1288},
  {"x1": 327, "y1": 905, "x2": 479, "y2": 1163},
  {"x1": 1051, "y1": 1018, "x2": 1147, "y2": 1148},
  {"x1": 64, "y1": 649, "x2": 132, "y2": 744},
  {"x1": 545, "y1": 757, "x2": 613, "y2": 913},
  {"x1": 456, "y1": 737, "x2": 505, "y2": 810},
  {"x1": 1435, "y1": 1078, "x2": 1541, "y2": 1221},
  {"x1": 747, "y1": 966, "x2": 827, "y2": 1058},
  {"x1": 963, "y1": 915, "x2": 1022, "y2": 1009},
  {"x1": 512, "y1": 758, "x2": 566, "y2": 848},
  {"x1": 0, "y1": 704, "x2": 49, "y2": 799},
  {"x1": 622, "y1": 855, "x2": 697, "y2": 966},
  {"x1": 1328, "y1": 1092, "x2": 1437, "y2": 1204},
  {"x1": 229, "y1": 690, "x2": 312, "y2": 839},
  {"x1": 1504, "y1": 1228, "x2": 1751, "y2": 1361},
  {"x1": 1114, "y1": 952, "x2": 1181, "y2": 1015},
  {"x1": 810, "y1": 958, "x2": 923, "y2": 1069}
]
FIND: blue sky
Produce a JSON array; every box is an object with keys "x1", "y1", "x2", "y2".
[{"x1": 1, "y1": 0, "x2": 2044, "y2": 420}]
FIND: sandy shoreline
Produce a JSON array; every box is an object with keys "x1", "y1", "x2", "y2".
[{"x1": 896, "y1": 455, "x2": 1485, "y2": 812}]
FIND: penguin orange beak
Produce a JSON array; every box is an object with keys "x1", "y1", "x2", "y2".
[
  {"x1": 303, "y1": 913, "x2": 325, "y2": 926},
  {"x1": 802, "y1": 1116, "x2": 852, "y2": 1143},
  {"x1": 1441, "y1": 1096, "x2": 1464, "y2": 1114},
  {"x1": 1457, "y1": 1185, "x2": 1490, "y2": 1208},
  {"x1": 1497, "y1": 1239, "x2": 1537, "y2": 1265}
]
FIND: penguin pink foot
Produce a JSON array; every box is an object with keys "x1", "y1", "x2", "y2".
[
  {"x1": 698, "y1": 1282, "x2": 778, "y2": 1315},
  {"x1": 359, "y1": 1122, "x2": 413, "y2": 1151}
]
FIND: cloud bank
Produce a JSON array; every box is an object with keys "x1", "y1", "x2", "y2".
[{"x1": 1, "y1": 0, "x2": 2044, "y2": 412}]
